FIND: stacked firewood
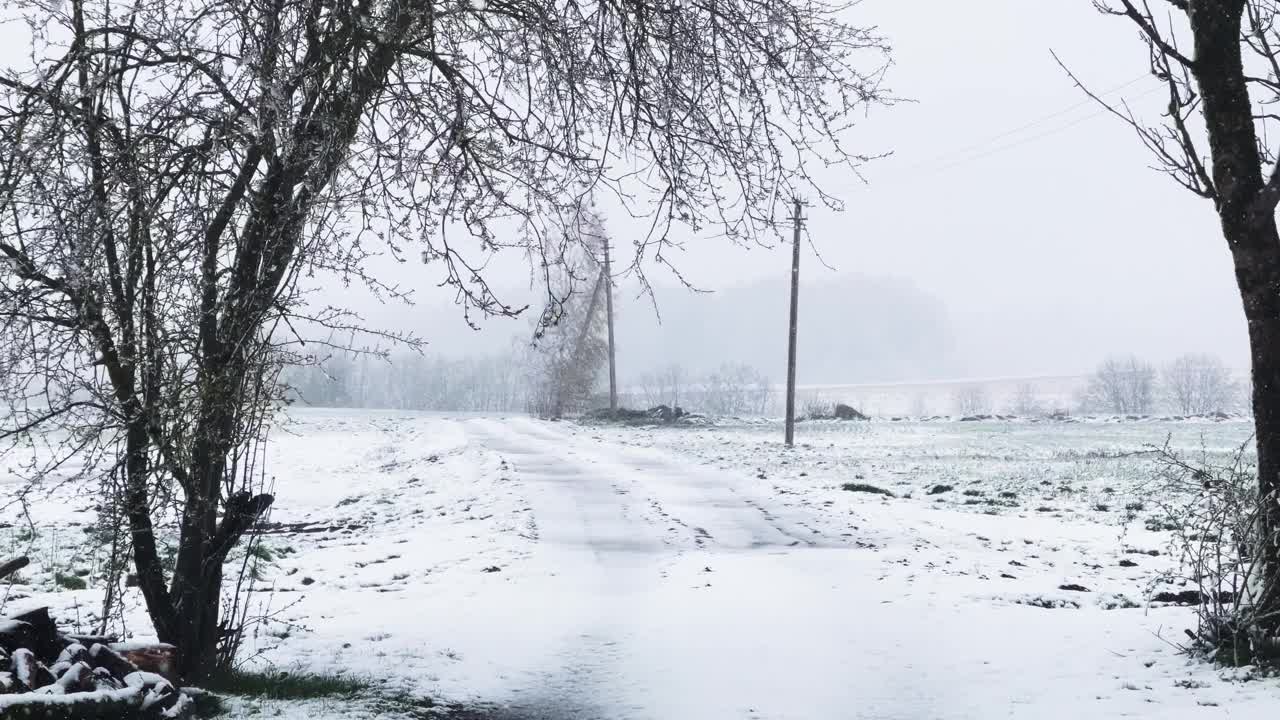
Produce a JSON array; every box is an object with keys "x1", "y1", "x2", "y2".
[{"x1": 0, "y1": 556, "x2": 193, "y2": 719}]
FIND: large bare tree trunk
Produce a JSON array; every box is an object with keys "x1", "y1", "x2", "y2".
[
  {"x1": 1247, "y1": 314, "x2": 1280, "y2": 621},
  {"x1": 1190, "y1": 0, "x2": 1280, "y2": 627}
]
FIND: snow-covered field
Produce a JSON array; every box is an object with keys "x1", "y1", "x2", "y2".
[{"x1": 3, "y1": 410, "x2": 1278, "y2": 718}]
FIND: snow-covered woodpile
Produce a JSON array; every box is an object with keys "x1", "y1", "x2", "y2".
[{"x1": 0, "y1": 557, "x2": 193, "y2": 719}]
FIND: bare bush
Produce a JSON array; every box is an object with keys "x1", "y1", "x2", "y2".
[
  {"x1": 1139, "y1": 440, "x2": 1276, "y2": 666},
  {"x1": 700, "y1": 364, "x2": 771, "y2": 416},
  {"x1": 1009, "y1": 383, "x2": 1043, "y2": 416},
  {"x1": 801, "y1": 397, "x2": 836, "y2": 420},
  {"x1": 1083, "y1": 356, "x2": 1155, "y2": 414},
  {"x1": 649, "y1": 365, "x2": 687, "y2": 409},
  {"x1": 910, "y1": 393, "x2": 930, "y2": 418},
  {"x1": 953, "y1": 385, "x2": 991, "y2": 416},
  {"x1": 1163, "y1": 354, "x2": 1240, "y2": 415}
]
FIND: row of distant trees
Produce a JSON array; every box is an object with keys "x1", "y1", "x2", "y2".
[
  {"x1": 286, "y1": 349, "x2": 1238, "y2": 419},
  {"x1": 286, "y1": 353, "x2": 773, "y2": 418},
  {"x1": 628, "y1": 364, "x2": 772, "y2": 415},
  {"x1": 946, "y1": 353, "x2": 1241, "y2": 417},
  {"x1": 285, "y1": 350, "x2": 529, "y2": 413},
  {"x1": 1080, "y1": 353, "x2": 1240, "y2": 415}
]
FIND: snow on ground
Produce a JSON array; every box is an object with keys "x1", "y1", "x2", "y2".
[{"x1": 3, "y1": 411, "x2": 1279, "y2": 718}]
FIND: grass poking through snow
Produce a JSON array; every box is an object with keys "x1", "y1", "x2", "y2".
[
  {"x1": 841, "y1": 482, "x2": 894, "y2": 497},
  {"x1": 203, "y1": 669, "x2": 371, "y2": 701},
  {"x1": 197, "y1": 669, "x2": 441, "y2": 718}
]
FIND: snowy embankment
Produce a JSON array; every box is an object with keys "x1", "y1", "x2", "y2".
[{"x1": 2, "y1": 411, "x2": 1277, "y2": 718}]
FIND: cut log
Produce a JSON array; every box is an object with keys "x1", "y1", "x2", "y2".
[
  {"x1": 137, "y1": 677, "x2": 180, "y2": 715},
  {"x1": 0, "y1": 671, "x2": 17, "y2": 693},
  {"x1": 53, "y1": 662, "x2": 94, "y2": 694},
  {"x1": 0, "y1": 686, "x2": 148, "y2": 719},
  {"x1": 12, "y1": 647, "x2": 56, "y2": 691},
  {"x1": 87, "y1": 644, "x2": 138, "y2": 679},
  {"x1": 55, "y1": 644, "x2": 88, "y2": 667},
  {"x1": 110, "y1": 643, "x2": 177, "y2": 682},
  {"x1": 0, "y1": 556, "x2": 29, "y2": 581},
  {"x1": 0, "y1": 620, "x2": 35, "y2": 654},
  {"x1": 123, "y1": 671, "x2": 171, "y2": 691},
  {"x1": 63, "y1": 634, "x2": 117, "y2": 649},
  {"x1": 11, "y1": 608, "x2": 63, "y2": 662},
  {"x1": 91, "y1": 666, "x2": 123, "y2": 691}
]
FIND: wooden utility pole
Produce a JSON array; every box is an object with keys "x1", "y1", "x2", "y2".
[
  {"x1": 784, "y1": 197, "x2": 804, "y2": 447},
  {"x1": 603, "y1": 239, "x2": 618, "y2": 410}
]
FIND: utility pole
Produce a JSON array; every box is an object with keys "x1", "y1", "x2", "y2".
[
  {"x1": 784, "y1": 197, "x2": 804, "y2": 447},
  {"x1": 603, "y1": 238, "x2": 618, "y2": 410}
]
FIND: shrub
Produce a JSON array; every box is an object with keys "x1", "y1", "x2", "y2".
[
  {"x1": 1136, "y1": 440, "x2": 1277, "y2": 666},
  {"x1": 53, "y1": 572, "x2": 88, "y2": 591},
  {"x1": 841, "y1": 482, "x2": 894, "y2": 497},
  {"x1": 203, "y1": 669, "x2": 370, "y2": 700}
]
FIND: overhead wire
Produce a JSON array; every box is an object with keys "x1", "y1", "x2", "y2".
[{"x1": 875, "y1": 73, "x2": 1165, "y2": 183}]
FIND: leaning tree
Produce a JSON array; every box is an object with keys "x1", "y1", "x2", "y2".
[
  {"x1": 526, "y1": 208, "x2": 613, "y2": 419},
  {"x1": 1087, "y1": 0, "x2": 1280, "y2": 657},
  {"x1": 0, "y1": 0, "x2": 891, "y2": 679}
]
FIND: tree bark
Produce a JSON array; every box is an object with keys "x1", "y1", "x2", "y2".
[
  {"x1": 0, "y1": 556, "x2": 29, "y2": 581},
  {"x1": 1189, "y1": 0, "x2": 1280, "y2": 627},
  {"x1": 124, "y1": 417, "x2": 174, "y2": 643},
  {"x1": 1241, "y1": 275, "x2": 1280, "y2": 621}
]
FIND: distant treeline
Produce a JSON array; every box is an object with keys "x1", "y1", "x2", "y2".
[
  {"x1": 282, "y1": 352, "x2": 776, "y2": 416},
  {"x1": 284, "y1": 351, "x2": 529, "y2": 412}
]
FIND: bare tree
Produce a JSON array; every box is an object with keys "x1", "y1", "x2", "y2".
[
  {"x1": 701, "y1": 364, "x2": 771, "y2": 415},
  {"x1": 1081, "y1": 0, "x2": 1280, "y2": 653},
  {"x1": 1163, "y1": 353, "x2": 1241, "y2": 415},
  {"x1": 1009, "y1": 382, "x2": 1043, "y2": 416},
  {"x1": 1082, "y1": 356, "x2": 1155, "y2": 414},
  {"x1": 952, "y1": 385, "x2": 991, "y2": 416},
  {"x1": 910, "y1": 393, "x2": 930, "y2": 418},
  {"x1": 635, "y1": 371, "x2": 663, "y2": 409},
  {"x1": 656, "y1": 364, "x2": 687, "y2": 409},
  {"x1": 527, "y1": 239, "x2": 609, "y2": 418},
  {"x1": 285, "y1": 349, "x2": 529, "y2": 411},
  {"x1": 0, "y1": 0, "x2": 891, "y2": 679}
]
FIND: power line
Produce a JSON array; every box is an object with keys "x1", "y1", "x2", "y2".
[
  {"x1": 923, "y1": 73, "x2": 1151, "y2": 167},
  {"x1": 883, "y1": 74, "x2": 1162, "y2": 182},
  {"x1": 929, "y1": 82, "x2": 1167, "y2": 174}
]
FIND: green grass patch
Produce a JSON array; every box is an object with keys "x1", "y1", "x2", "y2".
[
  {"x1": 841, "y1": 482, "x2": 894, "y2": 497},
  {"x1": 247, "y1": 544, "x2": 275, "y2": 562},
  {"x1": 197, "y1": 670, "x2": 439, "y2": 718},
  {"x1": 202, "y1": 669, "x2": 371, "y2": 701},
  {"x1": 54, "y1": 572, "x2": 88, "y2": 590}
]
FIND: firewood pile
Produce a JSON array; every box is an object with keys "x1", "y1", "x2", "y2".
[{"x1": 0, "y1": 556, "x2": 194, "y2": 719}]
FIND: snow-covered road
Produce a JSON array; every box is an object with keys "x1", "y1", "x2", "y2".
[{"x1": 426, "y1": 418, "x2": 1257, "y2": 720}]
